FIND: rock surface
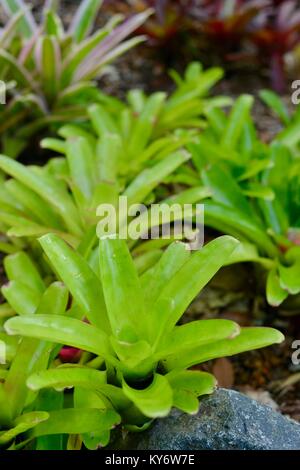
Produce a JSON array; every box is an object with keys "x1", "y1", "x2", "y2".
[{"x1": 112, "y1": 388, "x2": 300, "y2": 450}]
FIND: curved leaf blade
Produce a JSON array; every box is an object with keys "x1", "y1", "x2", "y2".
[
  {"x1": 39, "y1": 234, "x2": 109, "y2": 331},
  {"x1": 122, "y1": 374, "x2": 173, "y2": 418}
]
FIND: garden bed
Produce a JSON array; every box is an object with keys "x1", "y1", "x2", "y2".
[
  {"x1": 0, "y1": 0, "x2": 300, "y2": 451},
  {"x1": 2, "y1": 0, "x2": 299, "y2": 423}
]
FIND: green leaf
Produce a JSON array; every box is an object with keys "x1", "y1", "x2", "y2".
[
  {"x1": 0, "y1": 333, "x2": 19, "y2": 362},
  {"x1": 73, "y1": 387, "x2": 111, "y2": 449},
  {"x1": 165, "y1": 66, "x2": 223, "y2": 115},
  {"x1": 0, "y1": 242, "x2": 19, "y2": 255},
  {"x1": 4, "y1": 315, "x2": 114, "y2": 361},
  {"x1": 74, "y1": 386, "x2": 107, "y2": 411},
  {"x1": 128, "y1": 92, "x2": 166, "y2": 156},
  {"x1": 58, "y1": 124, "x2": 97, "y2": 144},
  {"x1": 0, "y1": 412, "x2": 49, "y2": 446},
  {"x1": 163, "y1": 327, "x2": 284, "y2": 370},
  {"x1": 259, "y1": 90, "x2": 290, "y2": 126},
  {"x1": 41, "y1": 138, "x2": 66, "y2": 154},
  {"x1": 192, "y1": 136, "x2": 239, "y2": 169},
  {"x1": 259, "y1": 144, "x2": 290, "y2": 234},
  {"x1": 243, "y1": 184, "x2": 275, "y2": 201},
  {"x1": 123, "y1": 150, "x2": 190, "y2": 206},
  {"x1": 61, "y1": 29, "x2": 110, "y2": 87},
  {"x1": 204, "y1": 201, "x2": 279, "y2": 258},
  {"x1": 122, "y1": 374, "x2": 173, "y2": 418},
  {"x1": 5, "y1": 179, "x2": 63, "y2": 229},
  {"x1": 66, "y1": 136, "x2": 96, "y2": 200},
  {"x1": 69, "y1": 0, "x2": 103, "y2": 43},
  {"x1": 142, "y1": 242, "x2": 190, "y2": 308},
  {"x1": 0, "y1": 156, "x2": 82, "y2": 237},
  {"x1": 266, "y1": 268, "x2": 289, "y2": 307},
  {"x1": 0, "y1": 384, "x2": 12, "y2": 427},
  {"x1": 0, "y1": 9, "x2": 30, "y2": 47},
  {"x1": 110, "y1": 338, "x2": 152, "y2": 369},
  {"x1": 35, "y1": 282, "x2": 69, "y2": 316},
  {"x1": 39, "y1": 233, "x2": 109, "y2": 331},
  {"x1": 2, "y1": 0, "x2": 37, "y2": 37},
  {"x1": 202, "y1": 164, "x2": 253, "y2": 217},
  {"x1": 0, "y1": 49, "x2": 33, "y2": 87},
  {"x1": 0, "y1": 211, "x2": 54, "y2": 239},
  {"x1": 30, "y1": 408, "x2": 120, "y2": 437},
  {"x1": 276, "y1": 120, "x2": 300, "y2": 149},
  {"x1": 238, "y1": 158, "x2": 272, "y2": 181},
  {"x1": 88, "y1": 104, "x2": 118, "y2": 136},
  {"x1": 4, "y1": 337, "x2": 51, "y2": 419},
  {"x1": 4, "y1": 251, "x2": 45, "y2": 293},
  {"x1": 167, "y1": 370, "x2": 216, "y2": 413},
  {"x1": 134, "y1": 249, "x2": 162, "y2": 275},
  {"x1": 151, "y1": 236, "x2": 239, "y2": 345},
  {"x1": 157, "y1": 319, "x2": 240, "y2": 358},
  {"x1": 76, "y1": 36, "x2": 146, "y2": 82},
  {"x1": 35, "y1": 389, "x2": 64, "y2": 450},
  {"x1": 27, "y1": 368, "x2": 107, "y2": 392},
  {"x1": 35, "y1": 35, "x2": 61, "y2": 102},
  {"x1": 127, "y1": 89, "x2": 146, "y2": 113},
  {"x1": 99, "y1": 238, "x2": 146, "y2": 340},
  {"x1": 98, "y1": 384, "x2": 131, "y2": 411},
  {"x1": 226, "y1": 241, "x2": 268, "y2": 266},
  {"x1": 204, "y1": 106, "x2": 226, "y2": 136},
  {"x1": 163, "y1": 186, "x2": 211, "y2": 205},
  {"x1": 278, "y1": 247, "x2": 300, "y2": 295},
  {"x1": 221, "y1": 94, "x2": 254, "y2": 149},
  {"x1": 167, "y1": 370, "x2": 216, "y2": 396},
  {"x1": 171, "y1": 389, "x2": 200, "y2": 414},
  {"x1": 1, "y1": 280, "x2": 41, "y2": 316},
  {"x1": 96, "y1": 133, "x2": 122, "y2": 182},
  {"x1": 44, "y1": 9, "x2": 64, "y2": 37}
]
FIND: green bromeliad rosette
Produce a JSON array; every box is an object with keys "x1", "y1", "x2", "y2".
[
  {"x1": 185, "y1": 92, "x2": 300, "y2": 308},
  {"x1": 1, "y1": 233, "x2": 283, "y2": 449},
  {"x1": 0, "y1": 63, "x2": 227, "y2": 256}
]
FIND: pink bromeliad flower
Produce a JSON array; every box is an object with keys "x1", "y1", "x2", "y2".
[{"x1": 59, "y1": 346, "x2": 82, "y2": 363}]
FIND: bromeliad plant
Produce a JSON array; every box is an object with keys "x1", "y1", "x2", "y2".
[
  {"x1": 193, "y1": 0, "x2": 269, "y2": 54},
  {"x1": 106, "y1": 0, "x2": 300, "y2": 92},
  {"x1": 259, "y1": 88, "x2": 300, "y2": 156},
  {"x1": 104, "y1": 0, "x2": 186, "y2": 42},
  {"x1": 0, "y1": 0, "x2": 151, "y2": 157},
  {"x1": 0, "y1": 62, "x2": 227, "y2": 255},
  {"x1": 0, "y1": 250, "x2": 50, "y2": 327},
  {"x1": 105, "y1": 0, "x2": 267, "y2": 44},
  {"x1": 194, "y1": 0, "x2": 300, "y2": 91},
  {"x1": 188, "y1": 93, "x2": 300, "y2": 307},
  {"x1": 2, "y1": 234, "x2": 283, "y2": 448},
  {"x1": 249, "y1": 0, "x2": 300, "y2": 93},
  {"x1": 42, "y1": 61, "x2": 228, "y2": 176},
  {"x1": 0, "y1": 266, "x2": 120, "y2": 450},
  {"x1": 0, "y1": 138, "x2": 195, "y2": 257}
]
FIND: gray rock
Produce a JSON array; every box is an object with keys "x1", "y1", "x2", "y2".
[{"x1": 112, "y1": 388, "x2": 300, "y2": 450}]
